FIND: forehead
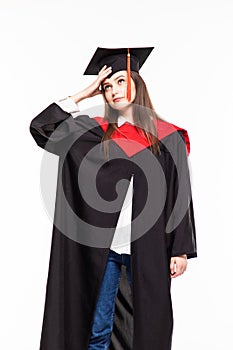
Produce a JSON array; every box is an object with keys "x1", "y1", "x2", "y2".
[{"x1": 102, "y1": 70, "x2": 127, "y2": 84}]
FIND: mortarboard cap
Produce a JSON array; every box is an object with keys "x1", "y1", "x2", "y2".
[
  {"x1": 83, "y1": 47, "x2": 154, "y2": 75},
  {"x1": 83, "y1": 47, "x2": 154, "y2": 101}
]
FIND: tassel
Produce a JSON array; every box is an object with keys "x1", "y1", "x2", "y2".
[{"x1": 126, "y1": 48, "x2": 131, "y2": 101}]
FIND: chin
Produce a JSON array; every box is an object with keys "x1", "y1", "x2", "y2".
[{"x1": 111, "y1": 101, "x2": 130, "y2": 111}]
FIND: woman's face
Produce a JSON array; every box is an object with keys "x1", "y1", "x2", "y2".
[{"x1": 102, "y1": 70, "x2": 136, "y2": 111}]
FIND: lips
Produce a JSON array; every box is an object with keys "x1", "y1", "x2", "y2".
[{"x1": 113, "y1": 97, "x2": 124, "y2": 103}]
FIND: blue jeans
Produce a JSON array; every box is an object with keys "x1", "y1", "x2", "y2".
[{"x1": 88, "y1": 249, "x2": 132, "y2": 350}]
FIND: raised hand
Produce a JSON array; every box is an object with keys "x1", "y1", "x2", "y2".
[
  {"x1": 69, "y1": 65, "x2": 112, "y2": 103},
  {"x1": 84, "y1": 65, "x2": 112, "y2": 98}
]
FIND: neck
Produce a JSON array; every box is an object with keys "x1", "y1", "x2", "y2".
[{"x1": 119, "y1": 105, "x2": 134, "y2": 123}]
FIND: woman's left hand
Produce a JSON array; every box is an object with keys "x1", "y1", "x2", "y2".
[{"x1": 170, "y1": 255, "x2": 187, "y2": 278}]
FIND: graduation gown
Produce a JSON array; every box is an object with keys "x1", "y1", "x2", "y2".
[{"x1": 29, "y1": 103, "x2": 197, "y2": 350}]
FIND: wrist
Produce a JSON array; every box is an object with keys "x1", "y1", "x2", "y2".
[{"x1": 69, "y1": 90, "x2": 87, "y2": 104}]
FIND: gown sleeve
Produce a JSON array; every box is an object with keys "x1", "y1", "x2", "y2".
[
  {"x1": 29, "y1": 101, "x2": 80, "y2": 156},
  {"x1": 167, "y1": 129, "x2": 197, "y2": 259}
]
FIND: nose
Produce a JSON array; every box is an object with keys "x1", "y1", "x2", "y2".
[{"x1": 111, "y1": 83, "x2": 119, "y2": 96}]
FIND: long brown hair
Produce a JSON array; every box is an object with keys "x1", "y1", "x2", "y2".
[{"x1": 101, "y1": 71, "x2": 163, "y2": 160}]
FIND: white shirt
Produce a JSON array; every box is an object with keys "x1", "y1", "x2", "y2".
[{"x1": 55, "y1": 97, "x2": 133, "y2": 255}]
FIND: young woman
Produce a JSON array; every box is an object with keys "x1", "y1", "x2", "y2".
[{"x1": 30, "y1": 47, "x2": 197, "y2": 350}]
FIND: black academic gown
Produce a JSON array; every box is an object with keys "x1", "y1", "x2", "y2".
[{"x1": 29, "y1": 103, "x2": 197, "y2": 350}]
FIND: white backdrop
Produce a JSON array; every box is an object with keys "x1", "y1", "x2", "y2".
[{"x1": 1, "y1": 0, "x2": 232, "y2": 349}]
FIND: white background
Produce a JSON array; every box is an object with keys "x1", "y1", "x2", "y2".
[{"x1": 1, "y1": 0, "x2": 232, "y2": 349}]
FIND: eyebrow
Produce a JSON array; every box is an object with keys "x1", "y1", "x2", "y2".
[{"x1": 102, "y1": 75, "x2": 125, "y2": 87}]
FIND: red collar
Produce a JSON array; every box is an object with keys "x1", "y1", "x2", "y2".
[{"x1": 93, "y1": 116, "x2": 190, "y2": 157}]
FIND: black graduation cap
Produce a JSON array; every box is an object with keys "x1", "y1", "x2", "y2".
[
  {"x1": 83, "y1": 47, "x2": 154, "y2": 101},
  {"x1": 83, "y1": 47, "x2": 154, "y2": 75}
]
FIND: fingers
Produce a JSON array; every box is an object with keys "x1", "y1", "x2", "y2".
[
  {"x1": 170, "y1": 256, "x2": 187, "y2": 278},
  {"x1": 170, "y1": 258, "x2": 176, "y2": 276},
  {"x1": 83, "y1": 66, "x2": 112, "y2": 99},
  {"x1": 98, "y1": 65, "x2": 112, "y2": 81},
  {"x1": 98, "y1": 65, "x2": 108, "y2": 73},
  {"x1": 99, "y1": 65, "x2": 111, "y2": 74}
]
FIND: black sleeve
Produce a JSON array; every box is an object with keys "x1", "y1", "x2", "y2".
[
  {"x1": 167, "y1": 130, "x2": 197, "y2": 259},
  {"x1": 29, "y1": 103, "x2": 79, "y2": 156}
]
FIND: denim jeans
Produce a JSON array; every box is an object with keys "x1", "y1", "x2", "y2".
[{"x1": 88, "y1": 249, "x2": 132, "y2": 350}]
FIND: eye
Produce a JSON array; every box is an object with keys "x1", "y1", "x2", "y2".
[
  {"x1": 118, "y1": 78, "x2": 125, "y2": 85},
  {"x1": 104, "y1": 84, "x2": 111, "y2": 91}
]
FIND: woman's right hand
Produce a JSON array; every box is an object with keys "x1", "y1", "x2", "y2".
[{"x1": 70, "y1": 65, "x2": 112, "y2": 103}]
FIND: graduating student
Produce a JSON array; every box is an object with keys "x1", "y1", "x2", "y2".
[{"x1": 29, "y1": 47, "x2": 197, "y2": 350}]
